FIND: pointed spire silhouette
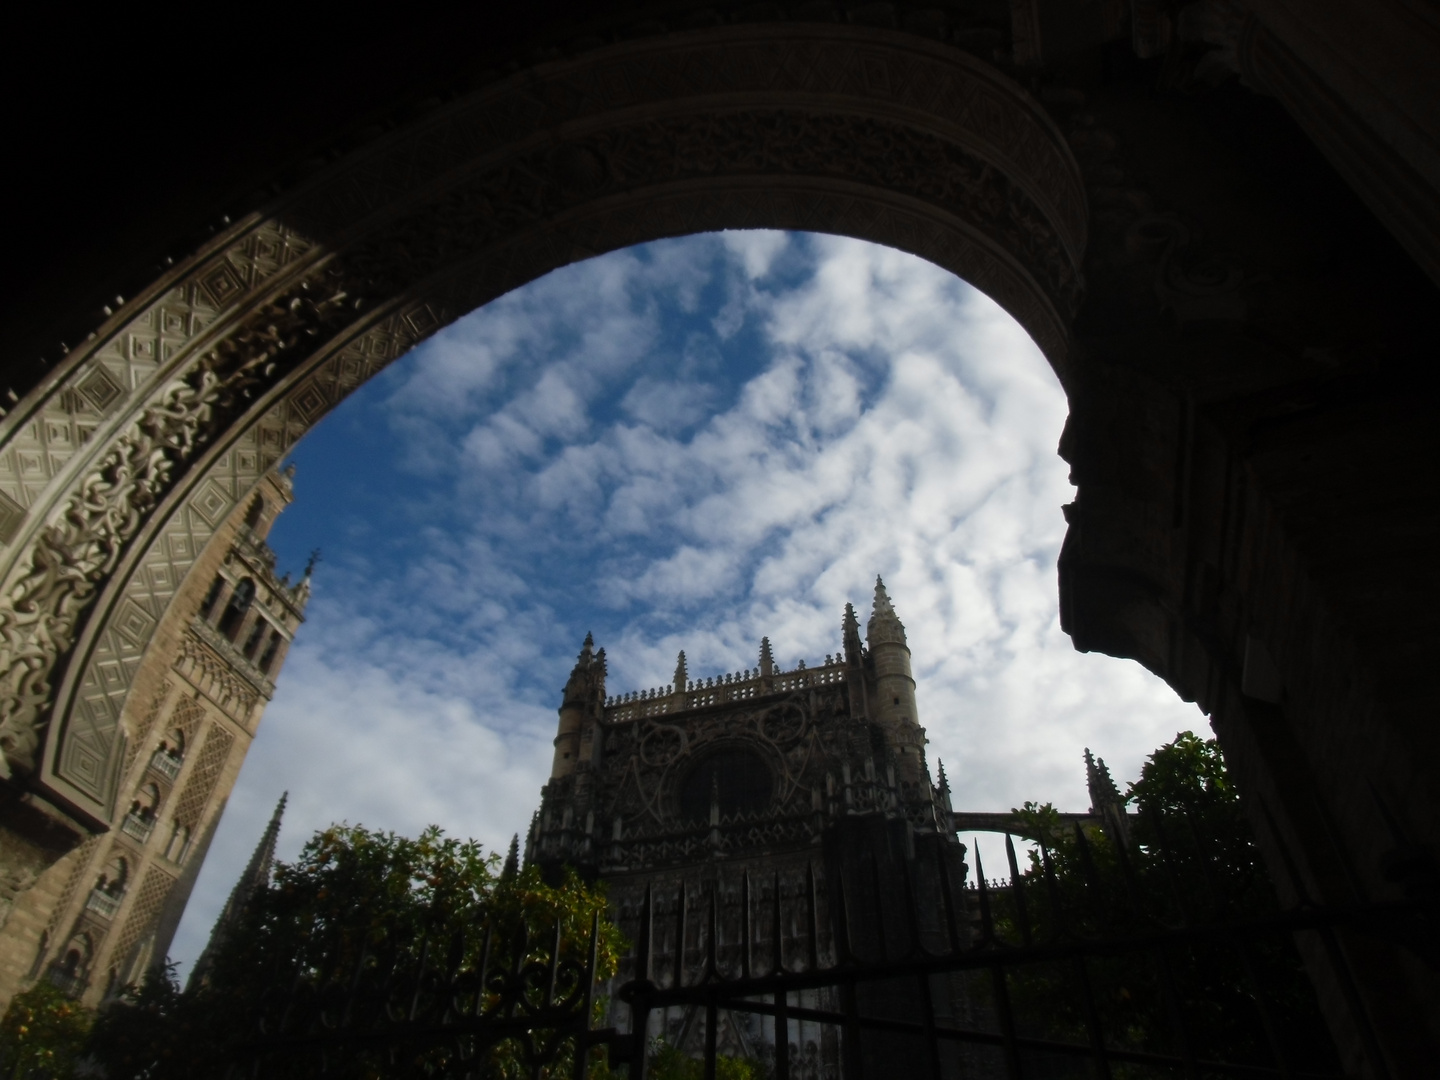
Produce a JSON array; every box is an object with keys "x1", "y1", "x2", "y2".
[
  {"x1": 674, "y1": 650, "x2": 689, "y2": 692},
  {"x1": 936, "y1": 760, "x2": 951, "y2": 795},
  {"x1": 1084, "y1": 748, "x2": 1123, "y2": 813},
  {"x1": 502, "y1": 834, "x2": 520, "y2": 880},
  {"x1": 187, "y1": 793, "x2": 287, "y2": 991},
  {"x1": 842, "y1": 602, "x2": 863, "y2": 664}
]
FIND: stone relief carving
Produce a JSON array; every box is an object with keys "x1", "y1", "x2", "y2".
[
  {"x1": 0, "y1": 220, "x2": 313, "y2": 544},
  {"x1": 0, "y1": 271, "x2": 356, "y2": 781},
  {"x1": 601, "y1": 692, "x2": 843, "y2": 829}
]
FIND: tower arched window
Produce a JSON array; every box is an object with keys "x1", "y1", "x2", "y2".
[
  {"x1": 242, "y1": 617, "x2": 270, "y2": 659},
  {"x1": 59, "y1": 934, "x2": 91, "y2": 974},
  {"x1": 96, "y1": 854, "x2": 128, "y2": 895},
  {"x1": 132, "y1": 783, "x2": 159, "y2": 818},
  {"x1": 47, "y1": 932, "x2": 93, "y2": 995},
  {"x1": 217, "y1": 578, "x2": 255, "y2": 639},
  {"x1": 165, "y1": 822, "x2": 192, "y2": 864},
  {"x1": 258, "y1": 630, "x2": 283, "y2": 673}
]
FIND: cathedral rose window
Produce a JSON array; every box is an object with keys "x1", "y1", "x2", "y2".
[{"x1": 679, "y1": 748, "x2": 773, "y2": 822}]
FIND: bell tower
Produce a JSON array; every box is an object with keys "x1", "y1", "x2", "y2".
[
  {"x1": 865, "y1": 577, "x2": 926, "y2": 783},
  {"x1": 551, "y1": 634, "x2": 606, "y2": 779}
]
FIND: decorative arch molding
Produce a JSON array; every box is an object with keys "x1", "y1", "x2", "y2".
[{"x1": 0, "y1": 24, "x2": 1086, "y2": 824}]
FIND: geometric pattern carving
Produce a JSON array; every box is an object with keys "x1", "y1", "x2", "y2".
[
  {"x1": 75, "y1": 365, "x2": 124, "y2": 414},
  {"x1": 0, "y1": 486, "x2": 23, "y2": 544},
  {"x1": 111, "y1": 598, "x2": 157, "y2": 650},
  {"x1": 169, "y1": 696, "x2": 205, "y2": 745},
  {"x1": 121, "y1": 679, "x2": 171, "y2": 777},
  {"x1": 41, "y1": 835, "x2": 101, "y2": 944},
  {"x1": 104, "y1": 862, "x2": 175, "y2": 979},
  {"x1": 176, "y1": 634, "x2": 260, "y2": 720},
  {"x1": 45, "y1": 426, "x2": 269, "y2": 812},
  {"x1": 171, "y1": 721, "x2": 234, "y2": 830},
  {"x1": 189, "y1": 480, "x2": 234, "y2": 527}
]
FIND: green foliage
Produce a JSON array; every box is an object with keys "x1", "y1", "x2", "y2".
[
  {"x1": 88, "y1": 824, "x2": 622, "y2": 1079},
  {"x1": 982, "y1": 732, "x2": 1338, "y2": 1077},
  {"x1": 0, "y1": 981, "x2": 93, "y2": 1079},
  {"x1": 647, "y1": 1037, "x2": 762, "y2": 1080}
]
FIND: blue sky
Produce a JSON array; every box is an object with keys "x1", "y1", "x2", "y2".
[{"x1": 169, "y1": 231, "x2": 1202, "y2": 974}]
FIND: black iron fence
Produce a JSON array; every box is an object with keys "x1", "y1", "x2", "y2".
[{"x1": 220, "y1": 812, "x2": 1427, "y2": 1080}]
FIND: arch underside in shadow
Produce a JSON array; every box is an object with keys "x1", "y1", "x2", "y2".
[{"x1": 0, "y1": 25, "x2": 1086, "y2": 825}]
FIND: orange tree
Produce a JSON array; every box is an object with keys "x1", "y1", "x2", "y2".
[
  {"x1": 986, "y1": 734, "x2": 1338, "y2": 1076},
  {"x1": 89, "y1": 824, "x2": 622, "y2": 1079},
  {"x1": 0, "y1": 980, "x2": 92, "y2": 1079}
]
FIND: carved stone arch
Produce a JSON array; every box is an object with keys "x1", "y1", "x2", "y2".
[{"x1": 0, "y1": 22, "x2": 1085, "y2": 825}]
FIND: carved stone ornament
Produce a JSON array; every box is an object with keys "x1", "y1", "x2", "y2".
[
  {"x1": 0, "y1": 23, "x2": 1085, "y2": 820},
  {"x1": 0, "y1": 274, "x2": 355, "y2": 781}
]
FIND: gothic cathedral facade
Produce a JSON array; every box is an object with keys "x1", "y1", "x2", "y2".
[{"x1": 530, "y1": 580, "x2": 971, "y2": 1076}]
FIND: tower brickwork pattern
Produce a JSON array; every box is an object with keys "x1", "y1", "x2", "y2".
[{"x1": 0, "y1": 468, "x2": 310, "y2": 1009}]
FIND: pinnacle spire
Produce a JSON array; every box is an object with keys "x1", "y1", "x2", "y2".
[
  {"x1": 1085, "y1": 748, "x2": 1123, "y2": 812},
  {"x1": 674, "y1": 650, "x2": 689, "y2": 692},
  {"x1": 866, "y1": 574, "x2": 906, "y2": 646},
  {"x1": 873, "y1": 576, "x2": 894, "y2": 615},
  {"x1": 502, "y1": 834, "x2": 520, "y2": 880},
  {"x1": 563, "y1": 632, "x2": 606, "y2": 705},
  {"x1": 759, "y1": 637, "x2": 775, "y2": 677},
  {"x1": 187, "y1": 792, "x2": 287, "y2": 991},
  {"x1": 841, "y1": 602, "x2": 864, "y2": 665}
]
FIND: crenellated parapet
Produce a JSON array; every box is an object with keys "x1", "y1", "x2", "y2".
[{"x1": 534, "y1": 581, "x2": 958, "y2": 881}]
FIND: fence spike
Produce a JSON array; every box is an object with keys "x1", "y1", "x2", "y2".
[
  {"x1": 742, "y1": 871, "x2": 753, "y2": 980},
  {"x1": 1004, "y1": 834, "x2": 1033, "y2": 948},
  {"x1": 806, "y1": 862, "x2": 820, "y2": 970}
]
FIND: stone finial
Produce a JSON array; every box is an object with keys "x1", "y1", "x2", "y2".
[
  {"x1": 866, "y1": 575, "x2": 907, "y2": 647},
  {"x1": 759, "y1": 636, "x2": 775, "y2": 677},
  {"x1": 936, "y1": 760, "x2": 950, "y2": 795},
  {"x1": 842, "y1": 602, "x2": 864, "y2": 664},
  {"x1": 674, "y1": 650, "x2": 689, "y2": 693}
]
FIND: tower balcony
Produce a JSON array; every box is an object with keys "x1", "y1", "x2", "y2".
[
  {"x1": 149, "y1": 749, "x2": 182, "y2": 781},
  {"x1": 121, "y1": 812, "x2": 155, "y2": 843},
  {"x1": 84, "y1": 888, "x2": 123, "y2": 920}
]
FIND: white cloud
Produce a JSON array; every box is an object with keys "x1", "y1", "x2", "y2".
[{"x1": 168, "y1": 231, "x2": 1202, "y2": 980}]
